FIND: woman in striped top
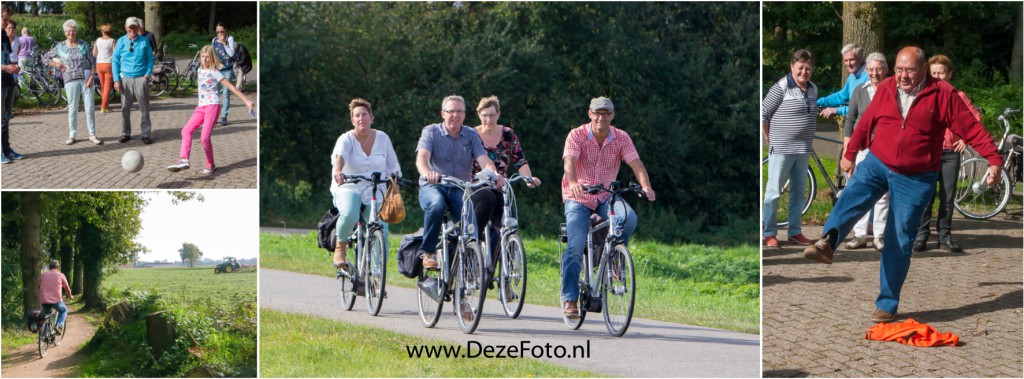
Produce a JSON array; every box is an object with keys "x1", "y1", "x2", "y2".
[{"x1": 762, "y1": 49, "x2": 818, "y2": 247}]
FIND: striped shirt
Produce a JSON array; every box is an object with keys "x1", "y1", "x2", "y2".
[{"x1": 762, "y1": 74, "x2": 818, "y2": 154}]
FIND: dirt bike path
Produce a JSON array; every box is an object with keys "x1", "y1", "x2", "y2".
[{"x1": 2, "y1": 306, "x2": 97, "y2": 378}]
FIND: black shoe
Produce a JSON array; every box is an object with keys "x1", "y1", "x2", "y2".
[
  {"x1": 912, "y1": 239, "x2": 927, "y2": 252},
  {"x1": 939, "y1": 240, "x2": 963, "y2": 253},
  {"x1": 221, "y1": 117, "x2": 228, "y2": 127},
  {"x1": 142, "y1": 137, "x2": 152, "y2": 145},
  {"x1": 118, "y1": 135, "x2": 131, "y2": 143}
]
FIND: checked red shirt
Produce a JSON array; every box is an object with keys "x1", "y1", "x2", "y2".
[{"x1": 561, "y1": 124, "x2": 641, "y2": 210}]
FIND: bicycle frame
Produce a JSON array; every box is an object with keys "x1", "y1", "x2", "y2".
[
  {"x1": 483, "y1": 175, "x2": 531, "y2": 287},
  {"x1": 580, "y1": 194, "x2": 627, "y2": 312},
  {"x1": 433, "y1": 176, "x2": 491, "y2": 296}
]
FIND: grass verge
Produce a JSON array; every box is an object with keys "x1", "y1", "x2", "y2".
[
  {"x1": 260, "y1": 232, "x2": 759, "y2": 334},
  {"x1": 260, "y1": 310, "x2": 599, "y2": 378}
]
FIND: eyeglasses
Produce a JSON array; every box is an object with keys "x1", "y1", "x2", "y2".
[
  {"x1": 443, "y1": 109, "x2": 466, "y2": 115},
  {"x1": 894, "y1": 67, "x2": 919, "y2": 75}
]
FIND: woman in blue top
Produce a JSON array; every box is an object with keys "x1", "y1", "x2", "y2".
[
  {"x1": 211, "y1": 22, "x2": 236, "y2": 127},
  {"x1": 44, "y1": 19, "x2": 100, "y2": 145}
]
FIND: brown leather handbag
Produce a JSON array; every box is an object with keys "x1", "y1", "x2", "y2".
[{"x1": 378, "y1": 177, "x2": 406, "y2": 223}]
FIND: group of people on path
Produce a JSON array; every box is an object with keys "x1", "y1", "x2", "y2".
[
  {"x1": 0, "y1": 8, "x2": 253, "y2": 175},
  {"x1": 762, "y1": 45, "x2": 1003, "y2": 323},
  {"x1": 327, "y1": 95, "x2": 655, "y2": 320}
]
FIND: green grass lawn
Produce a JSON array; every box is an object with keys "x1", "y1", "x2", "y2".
[
  {"x1": 103, "y1": 266, "x2": 256, "y2": 305},
  {"x1": 260, "y1": 310, "x2": 599, "y2": 378},
  {"x1": 260, "y1": 232, "x2": 759, "y2": 334}
]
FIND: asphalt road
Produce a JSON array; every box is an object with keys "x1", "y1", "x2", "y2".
[{"x1": 260, "y1": 268, "x2": 760, "y2": 378}]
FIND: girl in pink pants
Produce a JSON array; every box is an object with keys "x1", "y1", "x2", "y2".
[{"x1": 167, "y1": 45, "x2": 253, "y2": 174}]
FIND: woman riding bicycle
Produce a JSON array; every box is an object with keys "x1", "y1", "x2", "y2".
[
  {"x1": 39, "y1": 260, "x2": 72, "y2": 335},
  {"x1": 330, "y1": 98, "x2": 402, "y2": 268},
  {"x1": 470, "y1": 96, "x2": 540, "y2": 292}
]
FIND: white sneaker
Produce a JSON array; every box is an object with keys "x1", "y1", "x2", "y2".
[
  {"x1": 167, "y1": 159, "x2": 190, "y2": 172},
  {"x1": 202, "y1": 165, "x2": 216, "y2": 175},
  {"x1": 89, "y1": 135, "x2": 103, "y2": 145},
  {"x1": 874, "y1": 236, "x2": 884, "y2": 251},
  {"x1": 845, "y1": 237, "x2": 867, "y2": 249},
  {"x1": 65, "y1": 137, "x2": 75, "y2": 145}
]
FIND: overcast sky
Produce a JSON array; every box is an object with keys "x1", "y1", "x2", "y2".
[{"x1": 135, "y1": 191, "x2": 258, "y2": 262}]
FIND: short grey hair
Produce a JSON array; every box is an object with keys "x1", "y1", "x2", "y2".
[
  {"x1": 441, "y1": 95, "x2": 465, "y2": 111},
  {"x1": 62, "y1": 19, "x2": 78, "y2": 32},
  {"x1": 864, "y1": 52, "x2": 888, "y2": 70},
  {"x1": 841, "y1": 44, "x2": 863, "y2": 60}
]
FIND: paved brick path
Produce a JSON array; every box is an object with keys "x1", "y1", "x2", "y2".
[
  {"x1": 762, "y1": 217, "x2": 1023, "y2": 377},
  {"x1": 0, "y1": 62, "x2": 258, "y2": 189}
]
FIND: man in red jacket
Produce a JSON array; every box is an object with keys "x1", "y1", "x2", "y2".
[{"x1": 802, "y1": 46, "x2": 1002, "y2": 323}]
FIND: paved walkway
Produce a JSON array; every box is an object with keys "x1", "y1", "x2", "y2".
[
  {"x1": 0, "y1": 60, "x2": 258, "y2": 189},
  {"x1": 762, "y1": 218, "x2": 1023, "y2": 377}
]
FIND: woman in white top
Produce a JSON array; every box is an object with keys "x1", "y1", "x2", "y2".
[
  {"x1": 330, "y1": 98, "x2": 402, "y2": 267},
  {"x1": 92, "y1": 23, "x2": 115, "y2": 113}
]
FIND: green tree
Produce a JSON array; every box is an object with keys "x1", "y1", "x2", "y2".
[{"x1": 178, "y1": 242, "x2": 203, "y2": 268}]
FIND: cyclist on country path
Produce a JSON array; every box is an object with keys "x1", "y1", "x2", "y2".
[{"x1": 39, "y1": 260, "x2": 73, "y2": 335}]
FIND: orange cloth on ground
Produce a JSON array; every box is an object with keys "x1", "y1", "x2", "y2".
[{"x1": 864, "y1": 318, "x2": 959, "y2": 347}]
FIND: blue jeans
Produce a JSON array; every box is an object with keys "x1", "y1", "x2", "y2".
[
  {"x1": 821, "y1": 152, "x2": 937, "y2": 313},
  {"x1": 418, "y1": 184, "x2": 464, "y2": 254},
  {"x1": 42, "y1": 301, "x2": 68, "y2": 329},
  {"x1": 561, "y1": 197, "x2": 637, "y2": 302},
  {"x1": 218, "y1": 68, "x2": 234, "y2": 120},
  {"x1": 763, "y1": 152, "x2": 810, "y2": 237}
]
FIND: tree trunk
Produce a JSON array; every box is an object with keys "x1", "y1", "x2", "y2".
[
  {"x1": 208, "y1": 2, "x2": 217, "y2": 34},
  {"x1": 19, "y1": 193, "x2": 41, "y2": 315},
  {"x1": 841, "y1": 1, "x2": 884, "y2": 84},
  {"x1": 1011, "y1": 8, "x2": 1022, "y2": 83},
  {"x1": 81, "y1": 222, "x2": 103, "y2": 309},
  {"x1": 87, "y1": 2, "x2": 97, "y2": 39},
  {"x1": 144, "y1": 2, "x2": 162, "y2": 58},
  {"x1": 72, "y1": 249, "x2": 84, "y2": 296},
  {"x1": 59, "y1": 234, "x2": 73, "y2": 280},
  {"x1": 30, "y1": 2, "x2": 38, "y2": 16}
]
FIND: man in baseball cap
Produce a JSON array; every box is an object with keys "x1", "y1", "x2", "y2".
[{"x1": 558, "y1": 96, "x2": 656, "y2": 319}]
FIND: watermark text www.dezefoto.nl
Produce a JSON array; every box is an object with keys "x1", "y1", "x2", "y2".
[{"x1": 406, "y1": 340, "x2": 591, "y2": 359}]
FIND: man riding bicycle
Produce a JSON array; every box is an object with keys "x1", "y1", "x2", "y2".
[
  {"x1": 561, "y1": 97, "x2": 655, "y2": 319},
  {"x1": 39, "y1": 260, "x2": 73, "y2": 335}
]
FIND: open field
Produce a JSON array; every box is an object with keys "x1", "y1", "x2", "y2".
[{"x1": 103, "y1": 266, "x2": 256, "y2": 304}]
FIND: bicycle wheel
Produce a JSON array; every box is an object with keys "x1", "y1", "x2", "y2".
[
  {"x1": 499, "y1": 233, "x2": 527, "y2": 319},
  {"x1": 17, "y1": 72, "x2": 31, "y2": 98},
  {"x1": 164, "y1": 68, "x2": 179, "y2": 94},
  {"x1": 454, "y1": 240, "x2": 487, "y2": 334},
  {"x1": 364, "y1": 229, "x2": 387, "y2": 316},
  {"x1": 417, "y1": 248, "x2": 445, "y2": 328},
  {"x1": 338, "y1": 243, "x2": 357, "y2": 311},
  {"x1": 602, "y1": 244, "x2": 635, "y2": 337},
  {"x1": 762, "y1": 157, "x2": 815, "y2": 228},
  {"x1": 955, "y1": 158, "x2": 1011, "y2": 219},
  {"x1": 558, "y1": 246, "x2": 586, "y2": 330},
  {"x1": 36, "y1": 76, "x2": 62, "y2": 106},
  {"x1": 150, "y1": 76, "x2": 168, "y2": 97},
  {"x1": 178, "y1": 68, "x2": 197, "y2": 91},
  {"x1": 38, "y1": 326, "x2": 49, "y2": 358}
]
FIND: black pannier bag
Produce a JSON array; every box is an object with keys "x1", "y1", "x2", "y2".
[
  {"x1": 397, "y1": 228, "x2": 425, "y2": 278},
  {"x1": 317, "y1": 207, "x2": 341, "y2": 253},
  {"x1": 26, "y1": 309, "x2": 44, "y2": 332}
]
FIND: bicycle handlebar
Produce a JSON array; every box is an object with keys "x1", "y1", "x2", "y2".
[
  {"x1": 508, "y1": 174, "x2": 536, "y2": 186},
  {"x1": 583, "y1": 182, "x2": 646, "y2": 199},
  {"x1": 441, "y1": 175, "x2": 494, "y2": 190},
  {"x1": 343, "y1": 173, "x2": 415, "y2": 189}
]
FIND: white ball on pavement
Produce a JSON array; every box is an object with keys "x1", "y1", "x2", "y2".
[{"x1": 122, "y1": 150, "x2": 144, "y2": 173}]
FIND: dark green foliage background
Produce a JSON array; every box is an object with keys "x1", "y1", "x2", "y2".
[
  {"x1": 260, "y1": 2, "x2": 760, "y2": 245},
  {"x1": 763, "y1": 2, "x2": 1023, "y2": 136}
]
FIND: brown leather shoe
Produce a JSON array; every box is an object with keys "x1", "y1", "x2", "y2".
[
  {"x1": 333, "y1": 243, "x2": 347, "y2": 268},
  {"x1": 871, "y1": 308, "x2": 897, "y2": 323},
  {"x1": 563, "y1": 300, "x2": 580, "y2": 319},
  {"x1": 803, "y1": 238, "x2": 834, "y2": 264},
  {"x1": 422, "y1": 253, "x2": 438, "y2": 270}
]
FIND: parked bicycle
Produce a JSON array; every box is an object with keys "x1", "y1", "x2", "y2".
[
  {"x1": 337, "y1": 173, "x2": 413, "y2": 316},
  {"x1": 175, "y1": 44, "x2": 201, "y2": 91},
  {"x1": 761, "y1": 134, "x2": 847, "y2": 227},
  {"x1": 557, "y1": 181, "x2": 643, "y2": 337},
  {"x1": 955, "y1": 108, "x2": 1023, "y2": 219},
  {"x1": 36, "y1": 306, "x2": 66, "y2": 358},
  {"x1": 148, "y1": 44, "x2": 178, "y2": 97},
  {"x1": 16, "y1": 49, "x2": 63, "y2": 106},
  {"x1": 417, "y1": 174, "x2": 493, "y2": 334},
  {"x1": 481, "y1": 174, "x2": 534, "y2": 319}
]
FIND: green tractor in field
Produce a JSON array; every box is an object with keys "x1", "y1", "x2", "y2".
[{"x1": 215, "y1": 257, "x2": 241, "y2": 273}]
